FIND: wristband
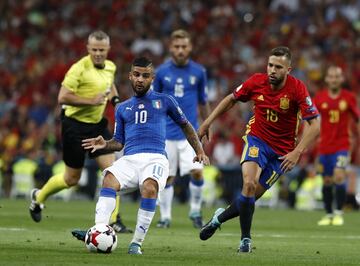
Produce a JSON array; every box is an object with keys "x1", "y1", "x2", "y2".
[{"x1": 111, "y1": 96, "x2": 121, "y2": 106}]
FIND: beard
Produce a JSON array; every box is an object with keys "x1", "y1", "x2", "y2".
[
  {"x1": 173, "y1": 54, "x2": 189, "y2": 66},
  {"x1": 268, "y1": 76, "x2": 283, "y2": 86},
  {"x1": 133, "y1": 84, "x2": 150, "y2": 97}
]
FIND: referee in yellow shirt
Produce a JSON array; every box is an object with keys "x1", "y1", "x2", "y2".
[{"x1": 29, "y1": 30, "x2": 131, "y2": 233}]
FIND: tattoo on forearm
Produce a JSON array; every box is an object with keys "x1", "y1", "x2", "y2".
[
  {"x1": 181, "y1": 123, "x2": 203, "y2": 154},
  {"x1": 104, "y1": 138, "x2": 124, "y2": 152}
]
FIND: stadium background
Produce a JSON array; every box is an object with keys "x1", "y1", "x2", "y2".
[{"x1": 1, "y1": 0, "x2": 360, "y2": 208}]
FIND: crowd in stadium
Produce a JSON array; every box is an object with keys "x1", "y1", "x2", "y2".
[{"x1": 1, "y1": 0, "x2": 360, "y2": 206}]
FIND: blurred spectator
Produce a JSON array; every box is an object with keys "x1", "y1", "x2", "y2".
[{"x1": 212, "y1": 130, "x2": 239, "y2": 168}]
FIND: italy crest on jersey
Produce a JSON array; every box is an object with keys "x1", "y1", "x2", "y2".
[
  {"x1": 280, "y1": 97, "x2": 290, "y2": 110},
  {"x1": 189, "y1": 75, "x2": 196, "y2": 85},
  {"x1": 152, "y1": 100, "x2": 162, "y2": 109}
]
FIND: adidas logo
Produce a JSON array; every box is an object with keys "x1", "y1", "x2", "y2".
[{"x1": 257, "y1": 95, "x2": 264, "y2": 101}]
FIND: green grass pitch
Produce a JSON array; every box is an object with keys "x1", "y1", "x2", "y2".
[{"x1": 0, "y1": 199, "x2": 359, "y2": 265}]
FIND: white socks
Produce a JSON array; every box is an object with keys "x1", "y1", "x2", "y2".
[
  {"x1": 131, "y1": 208, "x2": 156, "y2": 245},
  {"x1": 189, "y1": 180, "x2": 203, "y2": 215},
  {"x1": 159, "y1": 178, "x2": 204, "y2": 219},
  {"x1": 158, "y1": 185, "x2": 174, "y2": 220},
  {"x1": 95, "y1": 188, "x2": 117, "y2": 224},
  {"x1": 131, "y1": 198, "x2": 157, "y2": 246}
]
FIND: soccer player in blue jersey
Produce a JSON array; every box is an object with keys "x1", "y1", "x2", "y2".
[
  {"x1": 152, "y1": 29, "x2": 211, "y2": 228},
  {"x1": 72, "y1": 57, "x2": 209, "y2": 255}
]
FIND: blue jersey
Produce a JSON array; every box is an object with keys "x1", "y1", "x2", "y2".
[
  {"x1": 152, "y1": 59, "x2": 208, "y2": 140},
  {"x1": 113, "y1": 90, "x2": 188, "y2": 156}
]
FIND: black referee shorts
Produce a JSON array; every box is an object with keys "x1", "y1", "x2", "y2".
[{"x1": 61, "y1": 116, "x2": 113, "y2": 168}]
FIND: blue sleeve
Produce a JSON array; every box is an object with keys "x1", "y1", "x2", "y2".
[
  {"x1": 152, "y1": 69, "x2": 163, "y2": 92},
  {"x1": 165, "y1": 95, "x2": 188, "y2": 126},
  {"x1": 113, "y1": 105, "x2": 125, "y2": 144},
  {"x1": 198, "y1": 67, "x2": 208, "y2": 105}
]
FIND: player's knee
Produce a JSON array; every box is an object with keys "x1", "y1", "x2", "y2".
[
  {"x1": 64, "y1": 175, "x2": 80, "y2": 187},
  {"x1": 334, "y1": 174, "x2": 345, "y2": 184},
  {"x1": 333, "y1": 169, "x2": 346, "y2": 184},
  {"x1": 190, "y1": 170, "x2": 203, "y2": 180},
  {"x1": 102, "y1": 172, "x2": 120, "y2": 190},
  {"x1": 242, "y1": 179, "x2": 257, "y2": 194},
  {"x1": 142, "y1": 178, "x2": 159, "y2": 198}
]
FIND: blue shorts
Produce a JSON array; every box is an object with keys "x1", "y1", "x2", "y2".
[
  {"x1": 241, "y1": 135, "x2": 284, "y2": 190},
  {"x1": 318, "y1": 151, "x2": 349, "y2": 177}
]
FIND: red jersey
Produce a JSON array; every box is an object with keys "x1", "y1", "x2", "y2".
[
  {"x1": 233, "y1": 73, "x2": 319, "y2": 156},
  {"x1": 313, "y1": 89, "x2": 359, "y2": 154}
]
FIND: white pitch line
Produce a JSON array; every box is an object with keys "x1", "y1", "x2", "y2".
[
  {"x1": 166, "y1": 231, "x2": 360, "y2": 240},
  {"x1": 0, "y1": 227, "x2": 27, "y2": 231},
  {"x1": 219, "y1": 233, "x2": 360, "y2": 240}
]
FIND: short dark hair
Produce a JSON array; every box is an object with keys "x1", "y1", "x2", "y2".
[
  {"x1": 270, "y1": 46, "x2": 291, "y2": 61},
  {"x1": 132, "y1": 57, "x2": 153, "y2": 68}
]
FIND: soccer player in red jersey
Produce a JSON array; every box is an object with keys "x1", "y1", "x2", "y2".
[
  {"x1": 198, "y1": 47, "x2": 320, "y2": 253},
  {"x1": 313, "y1": 66, "x2": 360, "y2": 226}
]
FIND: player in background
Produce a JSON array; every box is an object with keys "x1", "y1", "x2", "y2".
[
  {"x1": 314, "y1": 66, "x2": 360, "y2": 226},
  {"x1": 198, "y1": 47, "x2": 320, "y2": 252},
  {"x1": 29, "y1": 30, "x2": 131, "y2": 233},
  {"x1": 72, "y1": 57, "x2": 209, "y2": 254},
  {"x1": 152, "y1": 29, "x2": 211, "y2": 228}
]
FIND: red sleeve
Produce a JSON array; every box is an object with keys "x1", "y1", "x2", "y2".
[
  {"x1": 295, "y1": 80, "x2": 319, "y2": 120},
  {"x1": 347, "y1": 92, "x2": 360, "y2": 122},
  {"x1": 233, "y1": 74, "x2": 257, "y2": 102}
]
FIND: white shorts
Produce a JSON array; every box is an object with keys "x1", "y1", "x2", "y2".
[
  {"x1": 104, "y1": 153, "x2": 169, "y2": 193},
  {"x1": 166, "y1": 139, "x2": 203, "y2": 176}
]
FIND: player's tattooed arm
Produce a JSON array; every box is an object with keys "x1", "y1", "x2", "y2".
[
  {"x1": 180, "y1": 122, "x2": 210, "y2": 165},
  {"x1": 104, "y1": 138, "x2": 124, "y2": 152},
  {"x1": 82, "y1": 136, "x2": 123, "y2": 153}
]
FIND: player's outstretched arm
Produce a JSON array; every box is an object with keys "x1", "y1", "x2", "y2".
[
  {"x1": 180, "y1": 122, "x2": 210, "y2": 165},
  {"x1": 82, "y1": 136, "x2": 124, "y2": 153},
  {"x1": 198, "y1": 93, "x2": 237, "y2": 141},
  {"x1": 279, "y1": 116, "x2": 320, "y2": 172},
  {"x1": 198, "y1": 102, "x2": 212, "y2": 141}
]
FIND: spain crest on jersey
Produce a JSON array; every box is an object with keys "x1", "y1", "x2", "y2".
[
  {"x1": 280, "y1": 97, "x2": 290, "y2": 110},
  {"x1": 321, "y1": 102, "x2": 328, "y2": 109},
  {"x1": 152, "y1": 100, "x2": 162, "y2": 109},
  {"x1": 248, "y1": 146, "x2": 259, "y2": 158},
  {"x1": 339, "y1": 100, "x2": 347, "y2": 111}
]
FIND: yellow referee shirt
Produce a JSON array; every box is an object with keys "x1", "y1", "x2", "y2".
[{"x1": 61, "y1": 55, "x2": 116, "y2": 123}]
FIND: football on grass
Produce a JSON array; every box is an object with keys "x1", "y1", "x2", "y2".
[{"x1": 85, "y1": 224, "x2": 118, "y2": 253}]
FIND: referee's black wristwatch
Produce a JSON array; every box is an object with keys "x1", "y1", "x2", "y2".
[{"x1": 111, "y1": 96, "x2": 121, "y2": 106}]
